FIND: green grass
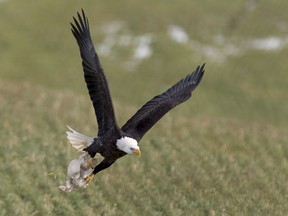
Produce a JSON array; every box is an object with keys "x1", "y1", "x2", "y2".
[{"x1": 0, "y1": 0, "x2": 288, "y2": 215}]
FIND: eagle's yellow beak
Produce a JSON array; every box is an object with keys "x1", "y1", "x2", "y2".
[{"x1": 133, "y1": 148, "x2": 141, "y2": 156}]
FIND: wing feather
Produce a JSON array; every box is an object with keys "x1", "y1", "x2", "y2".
[
  {"x1": 71, "y1": 10, "x2": 118, "y2": 136},
  {"x1": 121, "y1": 64, "x2": 205, "y2": 141}
]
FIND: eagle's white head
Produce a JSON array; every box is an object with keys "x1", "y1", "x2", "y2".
[{"x1": 116, "y1": 137, "x2": 141, "y2": 156}]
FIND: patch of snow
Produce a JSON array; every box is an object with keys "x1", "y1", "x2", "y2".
[
  {"x1": 245, "y1": 0, "x2": 257, "y2": 11},
  {"x1": 246, "y1": 37, "x2": 285, "y2": 51},
  {"x1": 101, "y1": 21, "x2": 124, "y2": 35},
  {"x1": 97, "y1": 21, "x2": 126, "y2": 56},
  {"x1": 97, "y1": 37, "x2": 114, "y2": 56},
  {"x1": 176, "y1": 31, "x2": 288, "y2": 62},
  {"x1": 133, "y1": 35, "x2": 153, "y2": 60},
  {"x1": 97, "y1": 21, "x2": 288, "y2": 65},
  {"x1": 202, "y1": 45, "x2": 227, "y2": 62},
  {"x1": 188, "y1": 38, "x2": 241, "y2": 62},
  {"x1": 97, "y1": 21, "x2": 154, "y2": 69},
  {"x1": 118, "y1": 34, "x2": 133, "y2": 47},
  {"x1": 168, "y1": 25, "x2": 189, "y2": 44},
  {"x1": 198, "y1": 36, "x2": 288, "y2": 62}
]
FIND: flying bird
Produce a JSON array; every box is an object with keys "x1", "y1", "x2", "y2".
[{"x1": 69, "y1": 10, "x2": 205, "y2": 184}]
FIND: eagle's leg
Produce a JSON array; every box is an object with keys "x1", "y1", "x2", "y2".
[
  {"x1": 84, "y1": 158, "x2": 116, "y2": 184},
  {"x1": 84, "y1": 138, "x2": 102, "y2": 158},
  {"x1": 88, "y1": 158, "x2": 95, "y2": 168},
  {"x1": 84, "y1": 158, "x2": 95, "y2": 170}
]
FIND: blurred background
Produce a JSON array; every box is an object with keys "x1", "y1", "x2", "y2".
[{"x1": 0, "y1": 0, "x2": 287, "y2": 215}]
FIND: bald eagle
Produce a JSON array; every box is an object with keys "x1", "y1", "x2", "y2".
[{"x1": 69, "y1": 10, "x2": 205, "y2": 184}]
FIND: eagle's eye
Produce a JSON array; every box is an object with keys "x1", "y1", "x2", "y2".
[{"x1": 130, "y1": 147, "x2": 134, "y2": 151}]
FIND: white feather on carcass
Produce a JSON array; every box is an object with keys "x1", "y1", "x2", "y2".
[{"x1": 59, "y1": 126, "x2": 98, "y2": 192}]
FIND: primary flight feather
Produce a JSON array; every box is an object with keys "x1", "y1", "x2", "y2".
[{"x1": 68, "y1": 9, "x2": 205, "y2": 184}]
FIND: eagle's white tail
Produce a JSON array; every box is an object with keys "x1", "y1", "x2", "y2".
[{"x1": 66, "y1": 126, "x2": 94, "y2": 152}]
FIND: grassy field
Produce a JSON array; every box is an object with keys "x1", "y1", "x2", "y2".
[{"x1": 0, "y1": 0, "x2": 288, "y2": 215}]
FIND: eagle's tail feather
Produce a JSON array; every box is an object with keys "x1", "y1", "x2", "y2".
[{"x1": 66, "y1": 126, "x2": 94, "y2": 152}]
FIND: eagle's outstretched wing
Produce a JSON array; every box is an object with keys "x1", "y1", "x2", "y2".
[
  {"x1": 121, "y1": 64, "x2": 205, "y2": 141},
  {"x1": 71, "y1": 10, "x2": 118, "y2": 136}
]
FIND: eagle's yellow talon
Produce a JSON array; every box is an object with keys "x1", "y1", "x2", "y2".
[{"x1": 85, "y1": 174, "x2": 94, "y2": 184}]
